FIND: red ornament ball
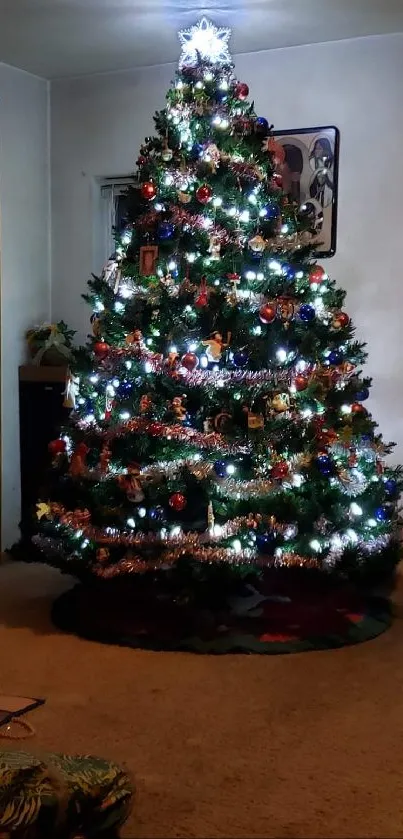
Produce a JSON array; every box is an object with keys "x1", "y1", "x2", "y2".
[
  {"x1": 333, "y1": 311, "x2": 350, "y2": 329},
  {"x1": 141, "y1": 180, "x2": 157, "y2": 200},
  {"x1": 259, "y1": 302, "x2": 277, "y2": 324},
  {"x1": 196, "y1": 184, "x2": 212, "y2": 204},
  {"x1": 93, "y1": 341, "x2": 110, "y2": 358},
  {"x1": 294, "y1": 374, "x2": 309, "y2": 392},
  {"x1": 234, "y1": 81, "x2": 249, "y2": 100},
  {"x1": 271, "y1": 461, "x2": 289, "y2": 480},
  {"x1": 309, "y1": 265, "x2": 326, "y2": 285},
  {"x1": 351, "y1": 402, "x2": 367, "y2": 415},
  {"x1": 181, "y1": 352, "x2": 199, "y2": 372},
  {"x1": 169, "y1": 492, "x2": 187, "y2": 512},
  {"x1": 48, "y1": 438, "x2": 66, "y2": 456}
]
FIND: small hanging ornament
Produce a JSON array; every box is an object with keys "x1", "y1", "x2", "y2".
[
  {"x1": 96, "y1": 548, "x2": 110, "y2": 563},
  {"x1": 196, "y1": 183, "x2": 212, "y2": 204},
  {"x1": 125, "y1": 463, "x2": 145, "y2": 503},
  {"x1": 99, "y1": 443, "x2": 111, "y2": 475},
  {"x1": 309, "y1": 265, "x2": 326, "y2": 285},
  {"x1": 271, "y1": 460, "x2": 289, "y2": 480},
  {"x1": 259, "y1": 302, "x2": 277, "y2": 324},
  {"x1": 169, "y1": 492, "x2": 187, "y2": 512},
  {"x1": 105, "y1": 393, "x2": 114, "y2": 421},
  {"x1": 161, "y1": 139, "x2": 173, "y2": 162},
  {"x1": 294, "y1": 374, "x2": 309, "y2": 392},
  {"x1": 213, "y1": 410, "x2": 233, "y2": 433},
  {"x1": 141, "y1": 180, "x2": 157, "y2": 200},
  {"x1": 247, "y1": 411, "x2": 265, "y2": 430},
  {"x1": 69, "y1": 442, "x2": 90, "y2": 478},
  {"x1": 332, "y1": 311, "x2": 350, "y2": 329},
  {"x1": 195, "y1": 275, "x2": 209, "y2": 308},
  {"x1": 93, "y1": 341, "x2": 110, "y2": 359},
  {"x1": 181, "y1": 351, "x2": 199, "y2": 371},
  {"x1": 177, "y1": 190, "x2": 191, "y2": 203},
  {"x1": 209, "y1": 234, "x2": 221, "y2": 260},
  {"x1": 139, "y1": 393, "x2": 153, "y2": 414},
  {"x1": 234, "y1": 81, "x2": 249, "y2": 100},
  {"x1": 248, "y1": 234, "x2": 267, "y2": 254},
  {"x1": 202, "y1": 331, "x2": 230, "y2": 363},
  {"x1": 125, "y1": 328, "x2": 144, "y2": 347},
  {"x1": 271, "y1": 393, "x2": 291, "y2": 413},
  {"x1": 254, "y1": 116, "x2": 269, "y2": 135},
  {"x1": 48, "y1": 438, "x2": 66, "y2": 456},
  {"x1": 170, "y1": 395, "x2": 187, "y2": 423},
  {"x1": 277, "y1": 297, "x2": 295, "y2": 326},
  {"x1": 233, "y1": 350, "x2": 249, "y2": 368},
  {"x1": 299, "y1": 303, "x2": 316, "y2": 323},
  {"x1": 63, "y1": 372, "x2": 80, "y2": 409},
  {"x1": 139, "y1": 244, "x2": 159, "y2": 277}
]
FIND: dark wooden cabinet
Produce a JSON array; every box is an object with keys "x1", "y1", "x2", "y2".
[{"x1": 18, "y1": 366, "x2": 70, "y2": 535}]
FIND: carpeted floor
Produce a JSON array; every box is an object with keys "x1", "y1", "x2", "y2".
[{"x1": 1, "y1": 563, "x2": 403, "y2": 838}]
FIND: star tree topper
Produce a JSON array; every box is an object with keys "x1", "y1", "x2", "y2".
[{"x1": 178, "y1": 17, "x2": 232, "y2": 68}]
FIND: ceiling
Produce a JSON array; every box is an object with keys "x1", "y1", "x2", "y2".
[{"x1": 0, "y1": 0, "x2": 402, "y2": 80}]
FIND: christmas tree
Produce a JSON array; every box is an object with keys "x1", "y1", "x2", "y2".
[{"x1": 37, "y1": 18, "x2": 401, "y2": 586}]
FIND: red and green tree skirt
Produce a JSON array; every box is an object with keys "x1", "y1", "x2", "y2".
[{"x1": 37, "y1": 18, "x2": 401, "y2": 584}]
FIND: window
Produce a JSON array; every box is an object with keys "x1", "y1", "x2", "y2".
[{"x1": 94, "y1": 175, "x2": 137, "y2": 273}]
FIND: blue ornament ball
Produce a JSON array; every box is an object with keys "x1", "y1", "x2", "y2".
[
  {"x1": 233, "y1": 350, "x2": 249, "y2": 368},
  {"x1": 316, "y1": 454, "x2": 333, "y2": 476},
  {"x1": 299, "y1": 303, "x2": 316, "y2": 322},
  {"x1": 265, "y1": 203, "x2": 279, "y2": 220},
  {"x1": 256, "y1": 531, "x2": 276, "y2": 554},
  {"x1": 214, "y1": 459, "x2": 227, "y2": 478},
  {"x1": 375, "y1": 505, "x2": 391, "y2": 522},
  {"x1": 356, "y1": 387, "x2": 369, "y2": 401},
  {"x1": 191, "y1": 142, "x2": 203, "y2": 159},
  {"x1": 255, "y1": 116, "x2": 269, "y2": 134},
  {"x1": 328, "y1": 349, "x2": 343, "y2": 365},
  {"x1": 283, "y1": 264, "x2": 296, "y2": 282},
  {"x1": 384, "y1": 479, "x2": 397, "y2": 496},
  {"x1": 157, "y1": 221, "x2": 174, "y2": 240},
  {"x1": 150, "y1": 505, "x2": 165, "y2": 521}
]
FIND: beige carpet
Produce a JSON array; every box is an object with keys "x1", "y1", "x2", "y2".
[{"x1": 1, "y1": 562, "x2": 403, "y2": 838}]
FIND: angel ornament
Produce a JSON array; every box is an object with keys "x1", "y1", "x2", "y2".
[{"x1": 101, "y1": 256, "x2": 121, "y2": 294}]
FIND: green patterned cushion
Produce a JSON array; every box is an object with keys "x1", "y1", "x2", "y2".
[{"x1": 0, "y1": 750, "x2": 133, "y2": 837}]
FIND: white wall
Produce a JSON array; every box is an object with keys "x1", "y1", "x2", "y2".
[
  {"x1": 51, "y1": 33, "x2": 403, "y2": 460},
  {"x1": 0, "y1": 64, "x2": 50, "y2": 547}
]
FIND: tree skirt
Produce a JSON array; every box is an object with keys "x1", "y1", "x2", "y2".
[{"x1": 51, "y1": 573, "x2": 392, "y2": 654}]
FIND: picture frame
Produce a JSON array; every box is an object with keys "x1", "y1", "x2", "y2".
[
  {"x1": 139, "y1": 244, "x2": 159, "y2": 277},
  {"x1": 272, "y1": 125, "x2": 340, "y2": 257}
]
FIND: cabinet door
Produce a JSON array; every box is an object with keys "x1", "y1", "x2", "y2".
[{"x1": 19, "y1": 380, "x2": 69, "y2": 518}]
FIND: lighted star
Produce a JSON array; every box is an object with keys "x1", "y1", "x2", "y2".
[
  {"x1": 36, "y1": 501, "x2": 51, "y2": 520},
  {"x1": 178, "y1": 17, "x2": 232, "y2": 68}
]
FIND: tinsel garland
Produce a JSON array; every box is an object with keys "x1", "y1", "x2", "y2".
[
  {"x1": 77, "y1": 416, "x2": 252, "y2": 453},
  {"x1": 92, "y1": 547, "x2": 321, "y2": 577},
  {"x1": 136, "y1": 205, "x2": 237, "y2": 247},
  {"x1": 48, "y1": 505, "x2": 290, "y2": 547}
]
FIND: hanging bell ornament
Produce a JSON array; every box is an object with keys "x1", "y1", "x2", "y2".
[
  {"x1": 248, "y1": 234, "x2": 267, "y2": 254},
  {"x1": 161, "y1": 140, "x2": 173, "y2": 162}
]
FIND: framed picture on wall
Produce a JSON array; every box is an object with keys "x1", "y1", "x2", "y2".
[{"x1": 272, "y1": 125, "x2": 340, "y2": 257}]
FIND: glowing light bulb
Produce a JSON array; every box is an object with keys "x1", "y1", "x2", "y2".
[
  {"x1": 189, "y1": 342, "x2": 198, "y2": 351},
  {"x1": 127, "y1": 518, "x2": 136, "y2": 528},
  {"x1": 89, "y1": 374, "x2": 99, "y2": 384},
  {"x1": 253, "y1": 325, "x2": 262, "y2": 336},
  {"x1": 226, "y1": 464, "x2": 236, "y2": 475},
  {"x1": 245, "y1": 270, "x2": 256, "y2": 281},
  {"x1": 350, "y1": 502, "x2": 363, "y2": 516},
  {"x1": 200, "y1": 355, "x2": 209, "y2": 368},
  {"x1": 268, "y1": 260, "x2": 282, "y2": 273},
  {"x1": 125, "y1": 361, "x2": 132, "y2": 370},
  {"x1": 94, "y1": 301, "x2": 105, "y2": 313},
  {"x1": 120, "y1": 411, "x2": 130, "y2": 420},
  {"x1": 106, "y1": 385, "x2": 115, "y2": 397},
  {"x1": 204, "y1": 70, "x2": 214, "y2": 81},
  {"x1": 310, "y1": 539, "x2": 321, "y2": 552},
  {"x1": 227, "y1": 206, "x2": 237, "y2": 217},
  {"x1": 341, "y1": 404, "x2": 352, "y2": 415},
  {"x1": 213, "y1": 196, "x2": 223, "y2": 207},
  {"x1": 144, "y1": 361, "x2": 153, "y2": 374},
  {"x1": 186, "y1": 252, "x2": 196, "y2": 262},
  {"x1": 138, "y1": 507, "x2": 146, "y2": 518},
  {"x1": 293, "y1": 474, "x2": 304, "y2": 488},
  {"x1": 346, "y1": 528, "x2": 358, "y2": 544},
  {"x1": 219, "y1": 79, "x2": 228, "y2": 90},
  {"x1": 195, "y1": 80, "x2": 204, "y2": 89},
  {"x1": 112, "y1": 378, "x2": 120, "y2": 388},
  {"x1": 256, "y1": 272, "x2": 264, "y2": 281},
  {"x1": 120, "y1": 284, "x2": 133, "y2": 299},
  {"x1": 367, "y1": 518, "x2": 377, "y2": 527},
  {"x1": 276, "y1": 348, "x2": 287, "y2": 363},
  {"x1": 232, "y1": 539, "x2": 242, "y2": 553},
  {"x1": 239, "y1": 210, "x2": 250, "y2": 223}
]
